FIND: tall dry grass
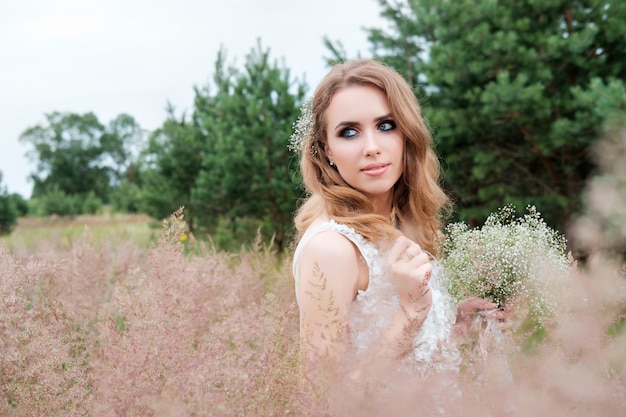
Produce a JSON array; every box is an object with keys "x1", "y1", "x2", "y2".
[
  {"x1": 1, "y1": 209, "x2": 301, "y2": 416},
  {"x1": 1, "y1": 132, "x2": 626, "y2": 416}
]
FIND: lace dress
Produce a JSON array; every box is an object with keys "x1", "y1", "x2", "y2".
[{"x1": 293, "y1": 219, "x2": 459, "y2": 373}]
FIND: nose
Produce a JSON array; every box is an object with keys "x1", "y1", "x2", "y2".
[{"x1": 362, "y1": 129, "x2": 381, "y2": 157}]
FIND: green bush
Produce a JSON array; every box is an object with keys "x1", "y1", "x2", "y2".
[
  {"x1": 110, "y1": 182, "x2": 141, "y2": 213},
  {"x1": 204, "y1": 216, "x2": 266, "y2": 252},
  {"x1": 31, "y1": 188, "x2": 105, "y2": 217},
  {"x1": 9, "y1": 193, "x2": 29, "y2": 216},
  {"x1": 0, "y1": 191, "x2": 18, "y2": 235},
  {"x1": 0, "y1": 173, "x2": 18, "y2": 235},
  {"x1": 81, "y1": 192, "x2": 103, "y2": 215},
  {"x1": 36, "y1": 188, "x2": 82, "y2": 217}
]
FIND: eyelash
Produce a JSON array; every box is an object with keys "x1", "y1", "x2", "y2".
[
  {"x1": 379, "y1": 120, "x2": 396, "y2": 131},
  {"x1": 339, "y1": 120, "x2": 396, "y2": 138},
  {"x1": 339, "y1": 128, "x2": 358, "y2": 138}
]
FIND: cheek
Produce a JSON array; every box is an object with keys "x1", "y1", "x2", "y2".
[
  {"x1": 329, "y1": 143, "x2": 354, "y2": 163},
  {"x1": 392, "y1": 137, "x2": 405, "y2": 160}
]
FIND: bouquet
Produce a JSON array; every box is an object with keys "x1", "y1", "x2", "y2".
[{"x1": 439, "y1": 206, "x2": 570, "y2": 321}]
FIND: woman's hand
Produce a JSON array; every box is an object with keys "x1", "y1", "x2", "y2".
[
  {"x1": 386, "y1": 236, "x2": 433, "y2": 318},
  {"x1": 455, "y1": 297, "x2": 507, "y2": 336}
]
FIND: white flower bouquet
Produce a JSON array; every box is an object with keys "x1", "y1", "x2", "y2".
[{"x1": 439, "y1": 206, "x2": 571, "y2": 321}]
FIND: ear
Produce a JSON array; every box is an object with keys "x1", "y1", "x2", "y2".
[{"x1": 324, "y1": 143, "x2": 333, "y2": 161}]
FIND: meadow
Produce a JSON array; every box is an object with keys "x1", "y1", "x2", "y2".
[{"x1": 2, "y1": 135, "x2": 626, "y2": 416}]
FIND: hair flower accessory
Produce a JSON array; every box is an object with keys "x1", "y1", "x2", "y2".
[{"x1": 289, "y1": 97, "x2": 314, "y2": 154}]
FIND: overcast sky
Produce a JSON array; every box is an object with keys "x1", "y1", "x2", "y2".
[{"x1": 0, "y1": 0, "x2": 385, "y2": 198}]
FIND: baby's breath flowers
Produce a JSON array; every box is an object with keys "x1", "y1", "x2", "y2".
[
  {"x1": 439, "y1": 205, "x2": 570, "y2": 320},
  {"x1": 288, "y1": 97, "x2": 313, "y2": 154}
]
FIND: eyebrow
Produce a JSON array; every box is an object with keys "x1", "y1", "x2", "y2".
[{"x1": 334, "y1": 113, "x2": 393, "y2": 130}]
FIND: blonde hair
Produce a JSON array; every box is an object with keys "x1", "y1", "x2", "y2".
[{"x1": 294, "y1": 59, "x2": 450, "y2": 255}]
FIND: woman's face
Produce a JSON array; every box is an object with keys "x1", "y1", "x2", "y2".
[{"x1": 324, "y1": 85, "x2": 404, "y2": 211}]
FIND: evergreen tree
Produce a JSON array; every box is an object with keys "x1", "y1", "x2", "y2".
[
  {"x1": 138, "y1": 106, "x2": 205, "y2": 230},
  {"x1": 0, "y1": 172, "x2": 18, "y2": 235},
  {"x1": 192, "y1": 42, "x2": 307, "y2": 250},
  {"x1": 8, "y1": 193, "x2": 29, "y2": 217},
  {"x1": 343, "y1": 0, "x2": 626, "y2": 228}
]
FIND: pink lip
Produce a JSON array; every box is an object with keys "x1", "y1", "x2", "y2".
[{"x1": 361, "y1": 163, "x2": 390, "y2": 176}]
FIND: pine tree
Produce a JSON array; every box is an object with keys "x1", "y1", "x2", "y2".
[
  {"x1": 192, "y1": 41, "x2": 307, "y2": 250},
  {"x1": 0, "y1": 172, "x2": 18, "y2": 235},
  {"x1": 139, "y1": 106, "x2": 205, "y2": 230},
  {"x1": 355, "y1": 0, "x2": 626, "y2": 228}
]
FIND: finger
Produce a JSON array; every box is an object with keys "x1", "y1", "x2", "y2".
[
  {"x1": 423, "y1": 267, "x2": 433, "y2": 286},
  {"x1": 388, "y1": 236, "x2": 413, "y2": 262},
  {"x1": 491, "y1": 310, "x2": 507, "y2": 321},
  {"x1": 403, "y1": 248, "x2": 415, "y2": 260},
  {"x1": 404, "y1": 252, "x2": 430, "y2": 272},
  {"x1": 405, "y1": 245, "x2": 426, "y2": 260},
  {"x1": 467, "y1": 297, "x2": 496, "y2": 311},
  {"x1": 415, "y1": 262, "x2": 432, "y2": 284},
  {"x1": 399, "y1": 241, "x2": 420, "y2": 263},
  {"x1": 458, "y1": 297, "x2": 495, "y2": 315}
]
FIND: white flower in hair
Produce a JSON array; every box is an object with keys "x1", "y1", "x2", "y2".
[{"x1": 289, "y1": 97, "x2": 314, "y2": 154}]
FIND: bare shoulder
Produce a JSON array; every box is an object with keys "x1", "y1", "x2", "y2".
[
  {"x1": 296, "y1": 230, "x2": 362, "y2": 307},
  {"x1": 300, "y1": 229, "x2": 361, "y2": 264}
]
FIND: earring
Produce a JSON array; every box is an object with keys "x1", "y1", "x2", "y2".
[{"x1": 329, "y1": 161, "x2": 334, "y2": 166}]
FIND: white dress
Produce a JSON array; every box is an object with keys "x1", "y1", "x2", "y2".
[{"x1": 293, "y1": 218, "x2": 459, "y2": 373}]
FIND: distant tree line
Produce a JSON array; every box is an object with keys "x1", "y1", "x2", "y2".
[{"x1": 4, "y1": 1, "x2": 625, "y2": 249}]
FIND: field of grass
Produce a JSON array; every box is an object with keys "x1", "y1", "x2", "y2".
[
  {"x1": 0, "y1": 209, "x2": 300, "y2": 416},
  {"x1": 1, "y1": 134, "x2": 626, "y2": 415},
  {"x1": 1, "y1": 210, "x2": 157, "y2": 252},
  {"x1": 0, "y1": 205, "x2": 624, "y2": 416}
]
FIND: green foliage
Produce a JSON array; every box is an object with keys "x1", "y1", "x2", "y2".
[
  {"x1": 209, "y1": 215, "x2": 266, "y2": 253},
  {"x1": 8, "y1": 193, "x2": 29, "y2": 217},
  {"x1": 33, "y1": 187, "x2": 83, "y2": 217},
  {"x1": 109, "y1": 181, "x2": 142, "y2": 213},
  {"x1": 19, "y1": 112, "x2": 144, "y2": 207},
  {"x1": 0, "y1": 172, "x2": 18, "y2": 235},
  {"x1": 138, "y1": 41, "x2": 306, "y2": 250},
  {"x1": 138, "y1": 106, "x2": 205, "y2": 230},
  {"x1": 81, "y1": 192, "x2": 103, "y2": 215},
  {"x1": 343, "y1": 0, "x2": 626, "y2": 229},
  {"x1": 191, "y1": 41, "x2": 307, "y2": 251},
  {"x1": 102, "y1": 113, "x2": 145, "y2": 187},
  {"x1": 29, "y1": 190, "x2": 103, "y2": 217}
]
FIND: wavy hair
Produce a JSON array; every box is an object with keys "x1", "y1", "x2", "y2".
[{"x1": 294, "y1": 59, "x2": 450, "y2": 255}]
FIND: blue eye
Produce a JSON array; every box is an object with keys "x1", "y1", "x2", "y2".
[
  {"x1": 340, "y1": 127, "x2": 358, "y2": 138},
  {"x1": 379, "y1": 120, "x2": 396, "y2": 132}
]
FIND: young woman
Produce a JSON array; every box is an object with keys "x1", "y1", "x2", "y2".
[{"x1": 291, "y1": 59, "x2": 496, "y2": 376}]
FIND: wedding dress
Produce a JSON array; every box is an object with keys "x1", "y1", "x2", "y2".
[{"x1": 293, "y1": 218, "x2": 459, "y2": 373}]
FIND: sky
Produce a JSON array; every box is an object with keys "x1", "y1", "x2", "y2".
[{"x1": 0, "y1": 0, "x2": 386, "y2": 198}]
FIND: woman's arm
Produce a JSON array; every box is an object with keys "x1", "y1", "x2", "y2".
[
  {"x1": 297, "y1": 231, "x2": 363, "y2": 362},
  {"x1": 297, "y1": 233, "x2": 433, "y2": 368},
  {"x1": 380, "y1": 236, "x2": 433, "y2": 359}
]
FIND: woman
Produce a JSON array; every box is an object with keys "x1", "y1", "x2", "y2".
[{"x1": 291, "y1": 59, "x2": 495, "y2": 376}]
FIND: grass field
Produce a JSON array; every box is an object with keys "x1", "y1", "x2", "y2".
[
  {"x1": 2, "y1": 132, "x2": 626, "y2": 415},
  {"x1": 0, "y1": 206, "x2": 624, "y2": 416},
  {"x1": 1, "y1": 211, "x2": 157, "y2": 252}
]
